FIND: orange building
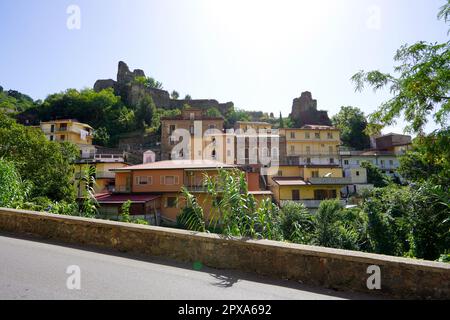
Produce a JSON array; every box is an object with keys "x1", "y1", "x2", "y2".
[{"x1": 102, "y1": 160, "x2": 271, "y2": 224}]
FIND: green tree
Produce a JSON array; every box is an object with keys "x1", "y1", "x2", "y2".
[
  {"x1": 79, "y1": 166, "x2": 98, "y2": 218},
  {"x1": 0, "y1": 159, "x2": 29, "y2": 208},
  {"x1": 331, "y1": 106, "x2": 371, "y2": 149},
  {"x1": 180, "y1": 169, "x2": 282, "y2": 240},
  {"x1": 279, "y1": 112, "x2": 285, "y2": 129},
  {"x1": 177, "y1": 187, "x2": 206, "y2": 232},
  {"x1": 360, "y1": 161, "x2": 392, "y2": 187},
  {"x1": 279, "y1": 201, "x2": 314, "y2": 244},
  {"x1": 171, "y1": 90, "x2": 180, "y2": 100},
  {"x1": 398, "y1": 128, "x2": 450, "y2": 186},
  {"x1": 0, "y1": 114, "x2": 79, "y2": 201},
  {"x1": 206, "y1": 107, "x2": 222, "y2": 118},
  {"x1": 135, "y1": 95, "x2": 156, "y2": 129},
  {"x1": 93, "y1": 127, "x2": 110, "y2": 146},
  {"x1": 184, "y1": 94, "x2": 192, "y2": 100},
  {"x1": 351, "y1": 1, "x2": 450, "y2": 133}
]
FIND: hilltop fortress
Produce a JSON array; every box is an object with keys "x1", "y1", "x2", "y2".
[{"x1": 94, "y1": 61, "x2": 234, "y2": 115}]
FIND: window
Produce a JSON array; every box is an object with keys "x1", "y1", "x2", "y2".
[
  {"x1": 136, "y1": 176, "x2": 152, "y2": 185},
  {"x1": 306, "y1": 158, "x2": 311, "y2": 164},
  {"x1": 169, "y1": 125, "x2": 176, "y2": 134},
  {"x1": 190, "y1": 113, "x2": 195, "y2": 120},
  {"x1": 315, "y1": 132, "x2": 320, "y2": 139},
  {"x1": 292, "y1": 190, "x2": 300, "y2": 201},
  {"x1": 290, "y1": 132, "x2": 295, "y2": 139},
  {"x1": 306, "y1": 146, "x2": 311, "y2": 154},
  {"x1": 356, "y1": 171, "x2": 360, "y2": 176},
  {"x1": 356, "y1": 160, "x2": 360, "y2": 165},
  {"x1": 50, "y1": 124, "x2": 55, "y2": 133},
  {"x1": 305, "y1": 132, "x2": 310, "y2": 139},
  {"x1": 277, "y1": 170, "x2": 283, "y2": 177},
  {"x1": 327, "y1": 132, "x2": 333, "y2": 139},
  {"x1": 312, "y1": 170, "x2": 319, "y2": 178},
  {"x1": 329, "y1": 146, "x2": 334, "y2": 154},
  {"x1": 389, "y1": 160, "x2": 394, "y2": 165},
  {"x1": 166, "y1": 197, "x2": 177, "y2": 208},
  {"x1": 189, "y1": 125, "x2": 194, "y2": 134},
  {"x1": 290, "y1": 145, "x2": 295, "y2": 153},
  {"x1": 344, "y1": 160, "x2": 349, "y2": 165},
  {"x1": 227, "y1": 150, "x2": 231, "y2": 157},
  {"x1": 60, "y1": 135, "x2": 66, "y2": 141},
  {"x1": 49, "y1": 135, "x2": 54, "y2": 141},
  {"x1": 162, "y1": 176, "x2": 179, "y2": 185},
  {"x1": 208, "y1": 124, "x2": 216, "y2": 129},
  {"x1": 330, "y1": 158, "x2": 335, "y2": 164},
  {"x1": 227, "y1": 138, "x2": 231, "y2": 144}
]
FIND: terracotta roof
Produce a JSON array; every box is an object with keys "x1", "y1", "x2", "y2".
[
  {"x1": 272, "y1": 177, "x2": 308, "y2": 186},
  {"x1": 112, "y1": 160, "x2": 236, "y2": 171},
  {"x1": 283, "y1": 125, "x2": 338, "y2": 130},
  {"x1": 96, "y1": 193, "x2": 160, "y2": 204}
]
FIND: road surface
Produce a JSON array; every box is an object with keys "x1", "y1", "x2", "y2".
[{"x1": 0, "y1": 233, "x2": 376, "y2": 300}]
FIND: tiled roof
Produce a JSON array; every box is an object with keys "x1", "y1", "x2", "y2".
[
  {"x1": 112, "y1": 160, "x2": 236, "y2": 171},
  {"x1": 272, "y1": 177, "x2": 308, "y2": 186},
  {"x1": 96, "y1": 193, "x2": 160, "y2": 204}
]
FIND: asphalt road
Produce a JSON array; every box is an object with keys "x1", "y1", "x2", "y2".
[{"x1": 0, "y1": 233, "x2": 376, "y2": 300}]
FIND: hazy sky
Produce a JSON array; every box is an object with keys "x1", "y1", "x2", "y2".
[{"x1": 0, "y1": 0, "x2": 448, "y2": 134}]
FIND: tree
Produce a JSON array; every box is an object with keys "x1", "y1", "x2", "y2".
[
  {"x1": 0, "y1": 114, "x2": 79, "y2": 201},
  {"x1": 184, "y1": 94, "x2": 192, "y2": 100},
  {"x1": 279, "y1": 201, "x2": 314, "y2": 244},
  {"x1": 398, "y1": 128, "x2": 450, "y2": 186},
  {"x1": 331, "y1": 106, "x2": 371, "y2": 149},
  {"x1": 279, "y1": 112, "x2": 285, "y2": 129},
  {"x1": 79, "y1": 165, "x2": 98, "y2": 218},
  {"x1": 93, "y1": 127, "x2": 110, "y2": 146},
  {"x1": 206, "y1": 107, "x2": 222, "y2": 118},
  {"x1": 0, "y1": 159, "x2": 29, "y2": 208},
  {"x1": 351, "y1": 1, "x2": 450, "y2": 133},
  {"x1": 360, "y1": 161, "x2": 392, "y2": 187},
  {"x1": 171, "y1": 90, "x2": 180, "y2": 100},
  {"x1": 135, "y1": 95, "x2": 156, "y2": 129},
  {"x1": 180, "y1": 169, "x2": 282, "y2": 240}
]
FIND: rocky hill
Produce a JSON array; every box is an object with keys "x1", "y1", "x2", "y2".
[{"x1": 94, "y1": 61, "x2": 234, "y2": 114}]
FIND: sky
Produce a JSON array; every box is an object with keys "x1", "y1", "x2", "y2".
[{"x1": 0, "y1": 0, "x2": 448, "y2": 134}]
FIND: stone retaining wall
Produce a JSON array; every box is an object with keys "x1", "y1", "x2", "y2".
[{"x1": 0, "y1": 208, "x2": 449, "y2": 299}]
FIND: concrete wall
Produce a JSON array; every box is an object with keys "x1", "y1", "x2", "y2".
[{"x1": 0, "y1": 207, "x2": 449, "y2": 299}]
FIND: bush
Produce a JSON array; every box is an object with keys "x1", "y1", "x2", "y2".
[{"x1": 280, "y1": 201, "x2": 314, "y2": 244}]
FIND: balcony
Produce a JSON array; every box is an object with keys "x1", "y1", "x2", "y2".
[
  {"x1": 308, "y1": 177, "x2": 352, "y2": 185},
  {"x1": 280, "y1": 199, "x2": 347, "y2": 208},
  {"x1": 75, "y1": 171, "x2": 115, "y2": 179}
]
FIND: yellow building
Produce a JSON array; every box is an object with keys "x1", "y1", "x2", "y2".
[
  {"x1": 74, "y1": 157, "x2": 128, "y2": 198},
  {"x1": 269, "y1": 165, "x2": 351, "y2": 211},
  {"x1": 268, "y1": 124, "x2": 350, "y2": 211},
  {"x1": 40, "y1": 119, "x2": 95, "y2": 157},
  {"x1": 234, "y1": 121, "x2": 272, "y2": 132},
  {"x1": 280, "y1": 125, "x2": 341, "y2": 166}
]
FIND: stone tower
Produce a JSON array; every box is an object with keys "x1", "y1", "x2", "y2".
[{"x1": 290, "y1": 91, "x2": 332, "y2": 127}]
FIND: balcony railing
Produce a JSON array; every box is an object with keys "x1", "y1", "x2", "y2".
[
  {"x1": 308, "y1": 177, "x2": 352, "y2": 185},
  {"x1": 280, "y1": 199, "x2": 347, "y2": 208}
]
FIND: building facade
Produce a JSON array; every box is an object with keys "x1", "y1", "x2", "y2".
[{"x1": 40, "y1": 119, "x2": 96, "y2": 158}]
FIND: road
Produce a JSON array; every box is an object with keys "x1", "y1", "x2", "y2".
[{"x1": 0, "y1": 233, "x2": 376, "y2": 300}]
